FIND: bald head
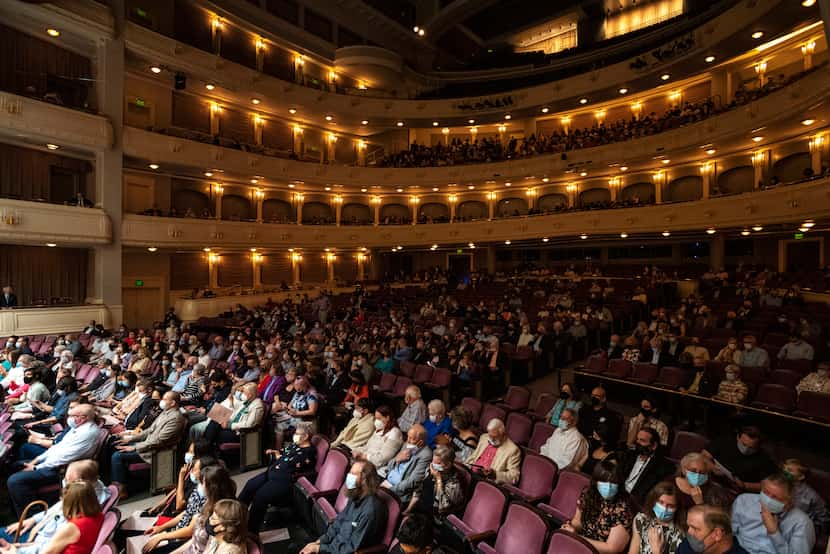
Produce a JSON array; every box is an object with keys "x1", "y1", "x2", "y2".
[{"x1": 66, "y1": 460, "x2": 99, "y2": 483}]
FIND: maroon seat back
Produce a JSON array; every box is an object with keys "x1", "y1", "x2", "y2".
[
  {"x1": 510, "y1": 454, "x2": 558, "y2": 501},
  {"x1": 461, "y1": 397, "x2": 483, "y2": 423},
  {"x1": 769, "y1": 370, "x2": 802, "y2": 389},
  {"x1": 531, "y1": 393, "x2": 558, "y2": 420},
  {"x1": 428, "y1": 367, "x2": 452, "y2": 388},
  {"x1": 502, "y1": 386, "x2": 531, "y2": 411},
  {"x1": 584, "y1": 354, "x2": 607, "y2": 373},
  {"x1": 778, "y1": 358, "x2": 813, "y2": 375},
  {"x1": 794, "y1": 391, "x2": 830, "y2": 423},
  {"x1": 631, "y1": 363, "x2": 659, "y2": 384},
  {"x1": 546, "y1": 530, "x2": 598, "y2": 554},
  {"x1": 460, "y1": 481, "x2": 507, "y2": 534},
  {"x1": 669, "y1": 431, "x2": 709, "y2": 462},
  {"x1": 544, "y1": 470, "x2": 590, "y2": 522},
  {"x1": 373, "y1": 488, "x2": 401, "y2": 549},
  {"x1": 377, "y1": 373, "x2": 396, "y2": 393},
  {"x1": 528, "y1": 422, "x2": 556, "y2": 453},
  {"x1": 314, "y1": 449, "x2": 349, "y2": 492},
  {"x1": 399, "y1": 361, "x2": 416, "y2": 378},
  {"x1": 491, "y1": 503, "x2": 549, "y2": 554},
  {"x1": 479, "y1": 404, "x2": 507, "y2": 430},
  {"x1": 505, "y1": 412, "x2": 533, "y2": 447},
  {"x1": 605, "y1": 358, "x2": 632, "y2": 378},
  {"x1": 453, "y1": 462, "x2": 474, "y2": 498},
  {"x1": 654, "y1": 366, "x2": 688, "y2": 389},
  {"x1": 807, "y1": 467, "x2": 830, "y2": 507},
  {"x1": 740, "y1": 365, "x2": 768, "y2": 387},
  {"x1": 389, "y1": 376, "x2": 412, "y2": 397},
  {"x1": 311, "y1": 435, "x2": 330, "y2": 474},
  {"x1": 751, "y1": 384, "x2": 796, "y2": 413},
  {"x1": 413, "y1": 365, "x2": 434, "y2": 384}
]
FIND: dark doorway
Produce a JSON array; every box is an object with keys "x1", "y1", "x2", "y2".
[
  {"x1": 786, "y1": 240, "x2": 820, "y2": 272},
  {"x1": 448, "y1": 254, "x2": 472, "y2": 283}
]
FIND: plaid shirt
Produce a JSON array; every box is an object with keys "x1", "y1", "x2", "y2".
[{"x1": 714, "y1": 380, "x2": 748, "y2": 404}]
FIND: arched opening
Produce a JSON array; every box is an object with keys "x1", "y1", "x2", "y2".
[
  {"x1": 538, "y1": 193, "x2": 568, "y2": 212},
  {"x1": 457, "y1": 200, "x2": 487, "y2": 221},
  {"x1": 773, "y1": 152, "x2": 811, "y2": 183},
  {"x1": 221, "y1": 194, "x2": 253, "y2": 221},
  {"x1": 172, "y1": 189, "x2": 210, "y2": 217},
  {"x1": 302, "y1": 201, "x2": 334, "y2": 224},
  {"x1": 341, "y1": 203, "x2": 372, "y2": 225},
  {"x1": 262, "y1": 199, "x2": 293, "y2": 223},
  {"x1": 419, "y1": 202, "x2": 450, "y2": 223},
  {"x1": 667, "y1": 176, "x2": 702, "y2": 202},
  {"x1": 620, "y1": 182, "x2": 654, "y2": 204},
  {"x1": 716, "y1": 166, "x2": 753, "y2": 195},
  {"x1": 497, "y1": 197, "x2": 528, "y2": 217},
  {"x1": 579, "y1": 188, "x2": 611, "y2": 207},
  {"x1": 380, "y1": 203, "x2": 410, "y2": 224}
]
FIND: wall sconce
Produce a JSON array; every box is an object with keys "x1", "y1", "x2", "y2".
[
  {"x1": 566, "y1": 184, "x2": 577, "y2": 193},
  {"x1": 211, "y1": 16, "x2": 223, "y2": 31},
  {"x1": 325, "y1": 253, "x2": 337, "y2": 263},
  {"x1": 801, "y1": 41, "x2": 816, "y2": 55},
  {"x1": 328, "y1": 70, "x2": 337, "y2": 82},
  {"x1": 254, "y1": 189, "x2": 265, "y2": 199},
  {"x1": 448, "y1": 194, "x2": 458, "y2": 203},
  {"x1": 252, "y1": 253, "x2": 263, "y2": 263},
  {"x1": 630, "y1": 102, "x2": 642, "y2": 113},
  {"x1": 560, "y1": 116, "x2": 571, "y2": 126},
  {"x1": 371, "y1": 196, "x2": 382, "y2": 204},
  {"x1": 810, "y1": 135, "x2": 825, "y2": 150},
  {"x1": 470, "y1": 127, "x2": 478, "y2": 135},
  {"x1": 497, "y1": 125, "x2": 507, "y2": 133},
  {"x1": 213, "y1": 183, "x2": 224, "y2": 194},
  {"x1": 668, "y1": 91, "x2": 681, "y2": 103},
  {"x1": 253, "y1": 114, "x2": 263, "y2": 125},
  {"x1": 594, "y1": 109, "x2": 606, "y2": 120},
  {"x1": 294, "y1": 55, "x2": 304, "y2": 66},
  {"x1": 327, "y1": 132, "x2": 337, "y2": 143},
  {"x1": 291, "y1": 252, "x2": 303, "y2": 263},
  {"x1": 294, "y1": 193, "x2": 304, "y2": 202},
  {"x1": 525, "y1": 188, "x2": 537, "y2": 197},
  {"x1": 357, "y1": 80, "x2": 367, "y2": 90},
  {"x1": 700, "y1": 162, "x2": 713, "y2": 174},
  {"x1": 208, "y1": 253, "x2": 220, "y2": 264},
  {"x1": 486, "y1": 191, "x2": 497, "y2": 201},
  {"x1": 356, "y1": 253, "x2": 366, "y2": 262},
  {"x1": 754, "y1": 61, "x2": 767, "y2": 74},
  {"x1": 409, "y1": 196, "x2": 420, "y2": 204},
  {"x1": 441, "y1": 127, "x2": 450, "y2": 135},
  {"x1": 752, "y1": 151, "x2": 766, "y2": 165},
  {"x1": 652, "y1": 170, "x2": 665, "y2": 182},
  {"x1": 333, "y1": 195, "x2": 343, "y2": 204},
  {"x1": 210, "y1": 103, "x2": 222, "y2": 113},
  {"x1": 608, "y1": 177, "x2": 620, "y2": 187},
  {"x1": 357, "y1": 139, "x2": 366, "y2": 150},
  {"x1": 255, "y1": 37, "x2": 265, "y2": 52}
]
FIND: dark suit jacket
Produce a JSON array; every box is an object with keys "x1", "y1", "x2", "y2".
[
  {"x1": 638, "y1": 349, "x2": 671, "y2": 368},
  {"x1": 125, "y1": 396, "x2": 155, "y2": 430},
  {"x1": 607, "y1": 345, "x2": 624, "y2": 359},
  {"x1": 619, "y1": 449, "x2": 675, "y2": 505},
  {"x1": 0, "y1": 294, "x2": 17, "y2": 308}
]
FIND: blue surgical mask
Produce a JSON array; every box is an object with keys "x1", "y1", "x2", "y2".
[
  {"x1": 686, "y1": 471, "x2": 709, "y2": 487},
  {"x1": 432, "y1": 463, "x2": 444, "y2": 472},
  {"x1": 345, "y1": 473, "x2": 358, "y2": 490},
  {"x1": 597, "y1": 481, "x2": 619, "y2": 500},
  {"x1": 760, "y1": 491, "x2": 786, "y2": 514},
  {"x1": 737, "y1": 441, "x2": 757, "y2": 456},
  {"x1": 189, "y1": 472, "x2": 198, "y2": 485},
  {"x1": 235, "y1": 391, "x2": 244, "y2": 401},
  {"x1": 197, "y1": 484, "x2": 206, "y2": 498},
  {"x1": 653, "y1": 502, "x2": 674, "y2": 521},
  {"x1": 686, "y1": 533, "x2": 709, "y2": 553},
  {"x1": 558, "y1": 420, "x2": 570, "y2": 431},
  {"x1": 67, "y1": 417, "x2": 78, "y2": 429}
]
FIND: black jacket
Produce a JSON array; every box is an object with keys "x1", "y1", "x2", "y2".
[
  {"x1": 0, "y1": 293, "x2": 17, "y2": 308},
  {"x1": 618, "y1": 448, "x2": 675, "y2": 506}
]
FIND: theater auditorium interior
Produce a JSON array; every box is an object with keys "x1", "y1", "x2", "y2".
[{"x1": 1, "y1": 0, "x2": 830, "y2": 552}]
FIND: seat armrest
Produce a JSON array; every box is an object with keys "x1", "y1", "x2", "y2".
[
  {"x1": 477, "y1": 543, "x2": 498, "y2": 554},
  {"x1": 309, "y1": 487, "x2": 338, "y2": 500},
  {"x1": 355, "y1": 545, "x2": 387, "y2": 554},
  {"x1": 465, "y1": 530, "x2": 497, "y2": 545}
]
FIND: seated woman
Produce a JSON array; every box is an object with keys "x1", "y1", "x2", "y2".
[
  {"x1": 274, "y1": 375, "x2": 319, "y2": 437},
  {"x1": 373, "y1": 350, "x2": 394, "y2": 374},
  {"x1": 25, "y1": 480, "x2": 104, "y2": 554},
  {"x1": 673, "y1": 452, "x2": 733, "y2": 526},
  {"x1": 546, "y1": 382, "x2": 583, "y2": 427},
  {"x1": 144, "y1": 439, "x2": 212, "y2": 519},
  {"x1": 270, "y1": 368, "x2": 298, "y2": 424},
  {"x1": 332, "y1": 371, "x2": 369, "y2": 429},
  {"x1": 199, "y1": 500, "x2": 248, "y2": 554},
  {"x1": 237, "y1": 422, "x2": 316, "y2": 532},
  {"x1": 441, "y1": 406, "x2": 478, "y2": 462},
  {"x1": 627, "y1": 482, "x2": 684, "y2": 554},
  {"x1": 202, "y1": 383, "x2": 265, "y2": 447},
  {"x1": 7, "y1": 366, "x2": 49, "y2": 413},
  {"x1": 561, "y1": 459, "x2": 634, "y2": 554},
  {"x1": 257, "y1": 363, "x2": 285, "y2": 405},
  {"x1": 410, "y1": 445, "x2": 465, "y2": 517},
  {"x1": 352, "y1": 404, "x2": 404, "y2": 468},
  {"x1": 111, "y1": 371, "x2": 138, "y2": 406},
  {"x1": 583, "y1": 422, "x2": 619, "y2": 477}
]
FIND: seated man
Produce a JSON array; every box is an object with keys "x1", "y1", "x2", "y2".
[
  {"x1": 422, "y1": 399, "x2": 452, "y2": 450},
  {"x1": 619, "y1": 427, "x2": 674, "y2": 506},
  {"x1": 539, "y1": 408, "x2": 588, "y2": 471},
  {"x1": 796, "y1": 362, "x2": 830, "y2": 394},
  {"x1": 704, "y1": 425, "x2": 777, "y2": 493},
  {"x1": 1, "y1": 459, "x2": 111, "y2": 553},
  {"x1": 397, "y1": 385, "x2": 427, "y2": 434},
  {"x1": 732, "y1": 473, "x2": 815, "y2": 554},
  {"x1": 300, "y1": 461, "x2": 387, "y2": 554},
  {"x1": 202, "y1": 382, "x2": 265, "y2": 446},
  {"x1": 577, "y1": 386, "x2": 622, "y2": 444},
  {"x1": 330, "y1": 397, "x2": 375, "y2": 452},
  {"x1": 7, "y1": 403, "x2": 100, "y2": 517},
  {"x1": 777, "y1": 334, "x2": 814, "y2": 362},
  {"x1": 677, "y1": 504, "x2": 748, "y2": 554},
  {"x1": 110, "y1": 391, "x2": 186, "y2": 498},
  {"x1": 735, "y1": 336, "x2": 769, "y2": 369},
  {"x1": 466, "y1": 418, "x2": 521, "y2": 485},
  {"x1": 626, "y1": 396, "x2": 669, "y2": 447},
  {"x1": 392, "y1": 512, "x2": 445, "y2": 554},
  {"x1": 381, "y1": 424, "x2": 432, "y2": 504},
  {"x1": 712, "y1": 365, "x2": 749, "y2": 405}
]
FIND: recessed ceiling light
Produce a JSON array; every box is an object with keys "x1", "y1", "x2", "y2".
[
  {"x1": 542, "y1": 177, "x2": 549, "y2": 182},
  {"x1": 204, "y1": 171, "x2": 213, "y2": 177},
  {"x1": 360, "y1": 187, "x2": 367, "y2": 192},
  {"x1": 802, "y1": 119, "x2": 815, "y2": 125},
  {"x1": 620, "y1": 166, "x2": 628, "y2": 171},
  {"x1": 468, "y1": 242, "x2": 475, "y2": 248},
  {"x1": 396, "y1": 121, "x2": 404, "y2": 127},
  {"x1": 251, "y1": 98, "x2": 260, "y2": 105},
  {"x1": 799, "y1": 226, "x2": 810, "y2": 232},
  {"x1": 150, "y1": 66, "x2": 162, "y2": 74},
  {"x1": 361, "y1": 120, "x2": 369, "y2": 125},
  {"x1": 741, "y1": 229, "x2": 751, "y2": 236},
  {"x1": 149, "y1": 163, "x2": 159, "y2": 170},
  {"x1": 662, "y1": 231, "x2": 671, "y2": 237},
  {"x1": 706, "y1": 228, "x2": 716, "y2": 234},
  {"x1": 619, "y1": 88, "x2": 628, "y2": 94},
  {"x1": 661, "y1": 73, "x2": 670, "y2": 81},
  {"x1": 203, "y1": 247, "x2": 211, "y2": 252},
  {"x1": 418, "y1": 29, "x2": 425, "y2": 36},
  {"x1": 46, "y1": 29, "x2": 60, "y2": 37},
  {"x1": 413, "y1": 26, "x2": 419, "y2": 32},
  {"x1": 251, "y1": 179, "x2": 259, "y2": 184},
  {"x1": 662, "y1": 159, "x2": 670, "y2": 164},
  {"x1": 706, "y1": 148, "x2": 716, "y2": 155},
  {"x1": 468, "y1": 185, "x2": 475, "y2": 190},
  {"x1": 505, "y1": 182, "x2": 511, "y2": 186},
  {"x1": 752, "y1": 136, "x2": 764, "y2": 142},
  {"x1": 705, "y1": 55, "x2": 716, "y2": 63},
  {"x1": 803, "y1": 0, "x2": 816, "y2": 5},
  {"x1": 468, "y1": 119, "x2": 475, "y2": 124},
  {"x1": 46, "y1": 243, "x2": 57, "y2": 247},
  {"x1": 803, "y1": 221, "x2": 815, "y2": 227},
  {"x1": 752, "y1": 225, "x2": 764, "y2": 231},
  {"x1": 580, "y1": 234, "x2": 588, "y2": 239},
  {"x1": 579, "y1": 171, "x2": 588, "y2": 177},
  {"x1": 397, "y1": 188, "x2": 403, "y2": 192},
  {"x1": 46, "y1": 144, "x2": 59, "y2": 150},
  {"x1": 325, "y1": 115, "x2": 332, "y2": 121},
  {"x1": 324, "y1": 186, "x2": 331, "y2": 191},
  {"x1": 288, "y1": 184, "x2": 295, "y2": 188},
  {"x1": 541, "y1": 107, "x2": 550, "y2": 113},
  {"x1": 148, "y1": 247, "x2": 158, "y2": 252},
  {"x1": 431, "y1": 244, "x2": 438, "y2": 250},
  {"x1": 504, "y1": 114, "x2": 511, "y2": 120},
  {"x1": 620, "y1": 232, "x2": 628, "y2": 238},
  {"x1": 542, "y1": 237, "x2": 549, "y2": 242},
  {"x1": 579, "y1": 98, "x2": 588, "y2": 104},
  {"x1": 432, "y1": 187, "x2": 439, "y2": 192},
  {"x1": 752, "y1": 31, "x2": 764, "y2": 39},
  {"x1": 205, "y1": 83, "x2": 215, "y2": 90},
  {"x1": 504, "y1": 240, "x2": 511, "y2": 245}
]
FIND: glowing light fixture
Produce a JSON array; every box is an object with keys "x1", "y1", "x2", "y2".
[
  {"x1": 150, "y1": 66, "x2": 162, "y2": 74},
  {"x1": 46, "y1": 144, "x2": 59, "y2": 150},
  {"x1": 706, "y1": 228, "x2": 716, "y2": 234},
  {"x1": 705, "y1": 55, "x2": 716, "y2": 63},
  {"x1": 579, "y1": 98, "x2": 588, "y2": 104},
  {"x1": 47, "y1": 29, "x2": 60, "y2": 37},
  {"x1": 661, "y1": 73, "x2": 670, "y2": 81},
  {"x1": 148, "y1": 247, "x2": 158, "y2": 252},
  {"x1": 752, "y1": 31, "x2": 764, "y2": 39}
]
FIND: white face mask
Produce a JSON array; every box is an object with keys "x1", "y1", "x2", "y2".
[
  {"x1": 159, "y1": 400, "x2": 169, "y2": 410},
  {"x1": 373, "y1": 419, "x2": 384, "y2": 430},
  {"x1": 293, "y1": 434, "x2": 303, "y2": 444},
  {"x1": 352, "y1": 409, "x2": 362, "y2": 419}
]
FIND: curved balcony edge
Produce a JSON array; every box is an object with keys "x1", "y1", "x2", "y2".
[{"x1": 0, "y1": 199, "x2": 112, "y2": 246}]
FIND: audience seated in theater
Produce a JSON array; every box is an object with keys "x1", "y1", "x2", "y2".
[
  {"x1": 578, "y1": 386, "x2": 622, "y2": 446},
  {"x1": 8, "y1": 403, "x2": 100, "y2": 517},
  {"x1": 546, "y1": 382, "x2": 583, "y2": 427},
  {"x1": 561, "y1": 458, "x2": 634, "y2": 553},
  {"x1": 330, "y1": 397, "x2": 375, "y2": 452},
  {"x1": 466, "y1": 417, "x2": 521, "y2": 485},
  {"x1": 796, "y1": 362, "x2": 830, "y2": 394},
  {"x1": 712, "y1": 365, "x2": 749, "y2": 405},
  {"x1": 715, "y1": 338, "x2": 741, "y2": 365},
  {"x1": 622, "y1": 336, "x2": 641, "y2": 363},
  {"x1": 731, "y1": 473, "x2": 815, "y2": 554},
  {"x1": 238, "y1": 421, "x2": 315, "y2": 532},
  {"x1": 674, "y1": 452, "x2": 734, "y2": 527},
  {"x1": 734, "y1": 336, "x2": 769, "y2": 369},
  {"x1": 392, "y1": 512, "x2": 446, "y2": 554},
  {"x1": 703, "y1": 425, "x2": 777, "y2": 494},
  {"x1": 584, "y1": 421, "x2": 619, "y2": 476},
  {"x1": 300, "y1": 461, "x2": 387, "y2": 554},
  {"x1": 202, "y1": 382, "x2": 265, "y2": 447},
  {"x1": 442, "y1": 406, "x2": 479, "y2": 462},
  {"x1": 778, "y1": 334, "x2": 814, "y2": 361},
  {"x1": 143, "y1": 439, "x2": 212, "y2": 519},
  {"x1": 627, "y1": 482, "x2": 685, "y2": 554},
  {"x1": 780, "y1": 458, "x2": 830, "y2": 533},
  {"x1": 398, "y1": 385, "x2": 427, "y2": 433},
  {"x1": 676, "y1": 504, "x2": 748, "y2": 554},
  {"x1": 423, "y1": 399, "x2": 452, "y2": 449},
  {"x1": 540, "y1": 407, "x2": 589, "y2": 471},
  {"x1": 381, "y1": 423, "x2": 432, "y2": 503},
  {"x1": 110, "y1": 391, "x2": 186, "y2": 498},
  {"x1": 409, "y1": 444, "x2": 465, "y2": 517},
  {"x1": 606, "y1": 334, "x2": 624, "y2": 359},
  {"x1": 6, "y1": 365, "x2": 50, "y2": 413},
  {"x1": 640, "y1": 337, "x2": 671, "y2": 367},
  {"x1": 619, "y1": 428, "x2": 675, "y2": 507},
  {"x1": 664, "y1": 333, "x2": 685, "y2": 361},
  {"x1": 351, "y1": 404, "x2": 404, "y2": 467},
  {"x1": 273, "y1": 374, "x2": 319, "y2": 436},
  {"x1": 626, "y1": 397, "x2": 669, "y2": 447}
]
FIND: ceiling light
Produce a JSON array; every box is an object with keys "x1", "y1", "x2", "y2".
[
  {"x1": 397, "y1": 188, "x2": 403, "y2": 193},
  {"x1": 150, "y1": 66, "x2": 162, "y2": 74},
  {"x1": 802, "y1": 221, "x2": 815, "y2": 227},
  {"x1": 204, "y1": 171, "x2": 213, "y2": 177},
  {"x1": 418, "y1": 29, "x2": 425, "y2": 36},
  {"x1": 47, "y1": 28, "x2": 61, "y2": 37},
  {"x1": 706, "y1": 228, "x2": 716, "y2": 234},
  {"x1": 579, "y1": 171, "x2": 587, "y2": 177},
  {"x1": 741, "y1": 229, "x2": 751, "y2": 236},
  {"x1": 504, "y1": 114, "x2": 511, "y2": 120},
  {"x1": 148, "y1": 163, "x2": 159, "y2": 170},
  {"x1": 432, "y1": 187, "x2": 439, "y2": 192},
  {"x1": 620, "y1": 166, "x2": 628, "y2": 171},
  {"x1": 661, "y1": 73, "x2": 670, "y2": 81},
  {"x1": 361, "y1": 120, "x2": 369, "y2": 125},
  {"x1": 752, "y1": 225, "x2": 764, "y2": 231},
  {"x1": 504, "y1": 240, "x2": 511, "y2": 245},
  {"x1": 802, "y1": 118, "x2": 815, "y2": 125},
  {"x1": 752, "y1": 136, "x2": 763, "y2": 142},
  {"x1": 541, "y1": 107, "x2": 550, "y2": 113},
  {"x1": 325, "y1": 115, "x2": 332, "y2": 121},
  {"x1": 205, "y1": 83, "x2": 215, "y2": 90},
  {"x1": 662, "y1": 159, "x2": 670, "y2": 164},
  {"x1": 705, "y1": 55, "x2": 716, "y2": 63},
  {"x1": 288, "y1": 184, "x2": 294, "y2": 188},
  {"x1": 468, "y1": 119, "x2": 475, "y2": 124},
  {"x1": 468, "y1": 185, "x2": 475, "y2": 190},
  {"x1": 706, "y1": 148, "x2": 716, "y2": 155},
  {"x1": 799, "y1": 226, "x2": 810, "y2": 232},
  {"x1": 46, "y1": 144, "x2": 59, "y2": 150},
  {"x1": 148, "y1": 247, "x2": 158, "y2": 252},
  {"x1": 542, "y1": 177, "x2": 549, "y2": 182},
  {"x1": 803, "y1": 0, "x2": 816, "y2": 5},
  {"x1": 752, "y1": 31, "x2": 764, "y2": 39},
  {"x1": 620, "y1": 233, "x2": 628, "y2": 238},
  {"x1": 580, "y1": 234, "x2": 588, "y2": 240},
  {"x1": 250, "y1": 98, "x2": 261, "y2": 105},
  {"x1": 431, "y1": 244, "x2": 438, "y2": 250},
  {"x1": 360, "y1": 187, "x2": 367, "y2": 192},
  {"x1": 542, "y1": 238, "x2": 549, "y2": 242},
  {"x1": 324, "y1": 186, "x2": 331, "y2": 191},
  {"x1": 413, "y1": 26, "x2": 419, "y2": 32},
  {"x1": 396, "y1": 121, "x2": 404, "y2": 127},
  {"x1": 468, "y1": 242, "x2": 475, "y2": 248},
  {"x1": 662, "y1": 231, "x2": 671, "y2": 237},
  {"x1": 619, "y1": 88, "x2": 628, "y2": 94},
  {"x1": 46, "y1": 243, "x2": 57, "y2": 247},
  {"x1": 579, "y1": 98, "x2": 588, "y2": 104},
  {"x1": 505, "y1": 182, "x2": 511, "y2": 186},
  {"x1": 250, "y1": 179, "x2": 258, "y2": 184}
]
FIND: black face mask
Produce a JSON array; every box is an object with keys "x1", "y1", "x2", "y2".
[
  {"x1": 560, "y1": 391, "x2": 570, "y2": 400},
  {"x1": 590, "y1": 396, "x2": 602, "y2": 406},
  {"x1": 23, "y1": 376, "x2": 33, "y2": 385},
  {"x1": 205, "y1": 521, "x2": 220, "y2": 537},
  {"x1": 640, "y1": 408, "x2": 652, "y2": 418},
  {"x1": 636, "y1": 444, "x2": 653, "y2": 457}
]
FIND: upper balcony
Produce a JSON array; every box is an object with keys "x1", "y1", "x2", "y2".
[{"x1": 0, "y1": 198, "x2": 111, "y2": 247}]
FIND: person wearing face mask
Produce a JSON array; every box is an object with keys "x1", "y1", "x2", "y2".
[
  {"x1": 398, "y1": 385, "x2": 427, "y2": 434},
  {"x1": 674, "y1": 453, "x2": 733, "y2": 527},
  {"x1": 796, "y1": 362, "x2": 830, "y2": 394},
  {"x1": 628, "y1": 482, "x2": 684, "y2": 554},
  {"x1": 202, "y1": 382, "x2": 265, "y2": 447},
  {"x1": 715, "y1": 339, "x2": 741, "y2": 365},
  {"x1": 734, "y1": 336, "x2": 769, "y2": 369},
  {"x1": 331, "y1": 397, "x2": 376, "y2": 452},
  {"x1": 300, "y1": 461, "x2": 387, "y2": 554},
  {"x1": 712, "y1": 365, "x2": 748, "y2": 405},
  {"x1": 111, "y1": 391, "x2": 186, "y2": 499},
  {"x1": 677, "y1": 504, "x2": 746, "y2": 554},
  {"x1": 561, "y1": 459, "x2": 633, "y2": 553},
  {"x1": 238, "y1": 422, "x2": 315, "y2": 532},
  {"x1": 1, "y1": 353, "x2": 33, "y2": 391},
  {"x1": 578, "y1": 386, "x2": 623, "y2": 445},
  {"x1": 780, "y1": 459, "x2": 830, "y2": 533},
  {"x1": 465, "y1": 418, "x2": 521, "y2": 485},
  {"x1": 703, "y1": 425, "x2": 777, "y2": 493},
  {"x1": 352, "y1": 405, "x2": 404, "y2": 469},
  {"x1": 778, "y1": 333, "x2": 815, "y2": 362},
  {"x1": 540, "y1": 408, "x2": 589, "y2": 471},
  {"x1": 422, "y1": 399, "x2": 452, "y2": 450},
  {"x1": 381, "y1": 424, "x2": 433, "y2": 503},
  {"x1": 23, "y1": 375, "x2": 79, "y2": 430},
  {"x1": 619, "y1": 428, "x2": 675, "y2": 507},
  {"x1": 8, "y1": 366, "x2": 49, "y2": 413},
  {"x1": 409, "y1": 445, "x2": 465, "y2": 518},
  {"x1": 391, "y1": 512, "x2": 446, "y2": 554},
  {"x1": 142, "y1": 440, "x2": 212, "y2": 520},
  {"x1": 198, "y1": 499, "x2": 248, "y2": 554},
  {"x1": 545, "y1": 382, "x2": 583, "y2": 428},
  {"x1": 627, "y1": 398, "x2": 669, "y2": 447},
  {"x1": 731, "y1": 473, "x2": 815, "y2": 554},
  {"x1": 79, "y1": 359, "x2": 114, "y2": 396}
]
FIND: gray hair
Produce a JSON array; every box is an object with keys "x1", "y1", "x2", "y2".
[
  {"x1": 434, "y1": 445, "x2": 455, "y2": 465},
  {"x1": 295, "y1": 422, "x2": 313, "y2": 437},
  {"x1": 680, "y1": 452, "x2": 707, "y2": 470},
  {"x1": 427, "y1": 399, "x2": 445, "y2": 413},
  {"x1": 486, "y1": 418, "x2": 505, "y2": 432}
]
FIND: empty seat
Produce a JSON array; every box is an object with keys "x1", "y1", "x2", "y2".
[
  {"x1": 751, "y1": 384, "x2": 796, "y2": 413},
  {"x1": 778, "y1": 358, "x2": 813, "y2": 375},
  {"x1": 461, "y1": 397, "x2": 483, "y2": 424},
  {"x1": 527, "y1": 422, "x2": 557, "y2": 453},
  {"x1": 740, "y1": 365, "x2": 769, "y2": 387},
  {"x1": 584, "y1": 354, "x2": 607, "y2": 374},
  {"x1": 794, "y1": 391, "x2": 830, "y2": 423},
  {"x1": 630, "y1": 363, "x2": 659, "y2": 384},
  {"x1": 538, "y1": 470, "x2": 590, "y2": 524},
  {"x1": 604, "y1": 358, "x2": 632, "y2": 379},
  {"x1": 293, "y1": 449, "x2": 349, "y2": 528},
  {"x1": 504, "y1": 412, "x2": 533, "y2": 447},
  {"x1": 383, "y1": 376, "x2": 411, "y2": 401},
  {"x1": 478, "y1": 404, "x2": 507, "y2": 431},
  {"x1": 653, "y1": 366, "x2": 689, "y2": 389},
  {"x1": 669, "y1": 431, "x2": 709, "y2": 463},
  {"x1": 502, "y1": 454, "x2": 558, "y2": 504},
  {"x1": 545, "y1": 530, "x2": 596, "y2": 554},
  {"x1": 495, "y1": 386, "x2": 532, "y2": 412},
  {"x1": 477, "y1": 502, "x2": 549, "y2": 554},
  {"x1": 528, "y1": 393, "x2": 558, "y2": 421},
  {"x1": 376, "y1": 373, "x2": 396, "y2": 394},
  {"x1": 413, "y1": 364, "x2": 434, "y2": 384},
  {"x1": 446, "y1": 481, "x2": 507, "y2": 545},
  {"x1": 770, "y1": 370, "x2": 804, "y2": 389}
]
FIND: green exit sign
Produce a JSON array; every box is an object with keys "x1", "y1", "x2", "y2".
[
  {"x1": 135, "y1": 280, "x2": 144, "y2": 287},
  {"x1": 134, "y1": 97, "x2": 146, "y2": 107},
  {"x1": 794, "y1": 233, "x2": 804, "y2": 240},
  {"x1": 456, "y1": 249, "x2": 463, "y2": 254}
]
